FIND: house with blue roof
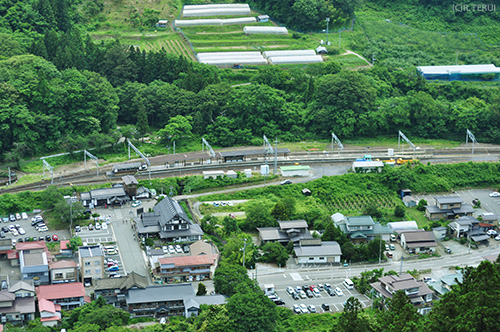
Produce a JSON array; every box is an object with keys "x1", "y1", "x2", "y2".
[{"x1": 332, "y1": 213, "x2": 391, "y2": 243}]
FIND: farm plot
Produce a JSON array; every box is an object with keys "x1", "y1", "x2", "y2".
[
  {"x1": 122, "y1": 34, "x2": 196, "y2": 60},
  {"x1": 322, "y1": 193, "x2": 399, "y2": 213}
]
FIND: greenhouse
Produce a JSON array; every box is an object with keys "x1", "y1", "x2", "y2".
[
  {"x1": 243, "y1": 26, "x2": 288, "y2": 34},
  {"x1": 183, "y1": 4, "x2": 251, "y2": 17},
  {"x1": 197, "y1": 52, "x2": 267, "y2": 67},
  {"x1": 262, "y1": 50, "x2": 316, "y2": 58},
  {"x1": 174, "y1": 17, "x2": 256, "y2": 27},
  {"x1": 267, "y1": 55, "x2": 323, "y2": 64}
]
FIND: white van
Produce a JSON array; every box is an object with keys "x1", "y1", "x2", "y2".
[{"x1": 343, "y1": 278, "x2": 354, "y2": 290}]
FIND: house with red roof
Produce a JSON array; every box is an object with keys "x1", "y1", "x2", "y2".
[
  {"x1": 49, "y1": 260, "x2": 79, "y2": 284},
  {"x1": 155, "y1": 254, "x2": 219, "y2": 283},
  {"x1": 36, "y1": 282, "x2": 88, "y2": 310},
  {"x1": 38, "y1": 298, "x2": 61, "y2": 327},
  {"x1": 59, "y1": 240, "x2": 73, "y2": 257}
]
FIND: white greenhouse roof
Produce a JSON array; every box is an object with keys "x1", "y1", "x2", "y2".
[
  {"x1": 262, "y1": 50, "x2": 316, "y2": 58},
  {"x1": 184, "y1": 4, "x2": 250, "y2": 10},
  {"x1": 244, "y1": 26, "x2": 288, "y2": 34},
  {"x1": 417, "y1": 64, "x2": 500, "y2": 75},
  {"x1": 175, "y1": 17, "x2": 256, "y2": 27},
  {"x1": 200, "y1": 58, "x2": 268, "y2": 66},
  {"x1": 197, "y1": 52, "x2": 263, "y2": 60},
  {"x1": 268, "y1": 55, "x2": 323, "y2": 65},
  {"x1": 183, "y1": 6, "x2": 251, "y2": 17}
]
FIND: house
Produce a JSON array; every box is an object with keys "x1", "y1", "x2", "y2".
[
  {"x1": 78, "y1": 245, "x2": 104, "y2": 287},
  {"x1": 122, "y1": 175, "x2": 139, "y2": 197},
  {"x1": 125, "y1": 284, "x2": 195, "y2": 319},
  {"x1": 0, "y1": 239, "x2": 12, "y2": 260},
  {"x1": 294, "y1": 239, "x2": 342, "y2": 264},
  {"x1": 263, "y1": 284, "x2": 275, "y2": 296},
  {"x1": 38, "y1": 298, "x2": 61, "y2": 327},
  {"x1": 8, "y1": 280, "x2": 35, "y2": 298},
  {"x1": 94, "y1": 272, "x2": 148, "y2": 309},
  {"x1": 425, "y1": 196, "x2": 473, "y2": 220},
  {"x1": 481, "y1": 212, "x2": 498, "y2": 224},
  {"x1": 59, "y1": 240, "x2": 72, "y2": 257},
  {"x1": 202, "y1": 170, "x2": 224, "y2": 179},
  {"x1": 184, "y1": 295, "x2": 227, "y2": 318},
  {"x1": 279, "y1": 166, "x2": 311, "y2": 177},
  {"x1": 448, "y1": 216, "x2": 479, "y2": 238},
  {"x1": 432, "y1": 226, "x2": 447, "y2": 240},
  {"x1": 189, "y1": 240, "x2": 218, "y2": 256},
  {"x1": 36, "y1": 282, "x2": 88, "y2": 310},
  {"x1": 49, "y1": 260, "x2": 79, "y2": 284},
  {"x1": 371, "y1": 273, "x2": 434, "y2": 315},
  {"x1": 333, "y1": 214, "x2": 391, "y2": 243},
  {"x1": 257, "y1": 220, "x2": 312, "y2": 245},
  {"x1": 400, "y1": 231, "x2": 437, "y2": 254},
  {"x1": 80, "y1": 187, "x2": 129, "y2": 207},
  {"x1": 155, "y1": 254, "x2": 219, "y2": 283},
  {"x1": 388, "y1": 221, "x2": 418, "y2": 233},
  {"x1": 402, "y1": 196, "x2": 418, "y2": 207},
  {"x1": 16, "y1": 241, "x2": 51, "y2": 285},
  {"x1": 428, "y1": 272, "x2": 463, "y2": 297},
  {"x1": 0, "y1": 291, "x2": 35, "y2": 325},
  {"x1": 136, "y1": 196, "x2": 203, "y2": 243}
]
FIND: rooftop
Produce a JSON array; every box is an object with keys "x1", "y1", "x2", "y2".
[
  {"x1": 36, "y1": 283, "x2": 85, "y2": 300},
  {"x1": 436, "y1": 196, "x2": 464, "y2": 204},
  {"x1": 94, "y1": 272, "x2": 148, "y2": 292},
  {"x1": 79, "y1": 245, "x2": 103, "y2": 258},
  {"x1": 15, "y1": 241, "x2": 46, "y2": 251},
  {"x1": 90, "y1": 187, "x2": 127, "y2": 200},
  {"x1": 280, "y1": 166, "x2": 311, "y2": 171},
  {"x1": 122, "y1": 175, "x2": 139, "y2": 186},
  {"x1": 159, "y1": 254, "x2": 218, "y2": 268},
  {"x1": 49, "y1": 260, "x2": 78, "y2": 269},
  {"x1": 346, "y1": 216, "x2": 376, "y2": 226},
  {"x1": 9, "y1": 280, "x2": 34, "y2": 293},
  {"x1": 125, "y1": 284, "x2": 195, "y2": 304},
  {"x1": 417, "y1": 64, "x2": 500, "y2": 75},
  {"x1": 278, "y1": 220, "x2": 308, "y2": 230},
  {"x1": 402, "y1": 231, "x2": 437, "y2": 243},
  {"x1": 294, "y1": 241, "x2": 342, "y2": 257}
]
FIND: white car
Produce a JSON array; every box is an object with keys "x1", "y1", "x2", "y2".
[
  {"x1": 335, "y1": 287, "x2": 344, "y2": 296},
  {"x1": 15, "y1": 213, "x2": 21, "y2": 220},
  {"x1": 38, "y1": 226, "x2": 49, "y2": 232},
  {"x1": 11, "y1": 229, "x2": 18, "y2": 236},
  {"x1": 299, "y1": 304, "x2": 309, "y2": 314},
  {"x1": 168, "y1": 245, "x2": 175, "y2": 254},
  {"x1": 495, "y1": 235, "x2": 500, "y2": 241},
  {"x1": 132, "y1": 200, "x2": 142, "y2": 207},
  {"x1": 21, "y1": 212, "x2": 28, "y2": 220},
  {"x1": 486, "y1": 229, "x2": 498, "y2": 237},
  {"x1": 18, "y1": 227, "x2": 25, "y2": 235},
  {"x1": 313, "y1": 289, "x2": 321, "y2": 297},
  {"x1": 95, "y1": 222, "x2": 101, "y2": 230},
  {"x1": 101, "y1": 223, "x2": 108, "y2": 230},
  {"x1": 489, "y1": 192, "x2": 500, "y2": 197},
  {"x1": 175, "y1": 245, "x2": 182, "y2": 254},
  {"x1": 162, "y1": 246, "x2": 169, "y2": 254}
]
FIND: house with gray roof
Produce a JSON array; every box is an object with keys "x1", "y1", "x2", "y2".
[
  {"x1": 81, "y1": 187, "x2": 129, "y2": 208},
  {"x1": 427, "y1": 272, "x2": 463, "y2": 296},
  {"x1": 0, "y1": 291, "x2": 35, "y2": 325},
  {"x1": 16, "y1": 241, "x2": 51, "y2": 285},
  {"x1": 333, "y1": 214, "x2": 391, "y2": 243},
  {"x1": 425, "y1": 196, "x2": 473, "y2": 220},
  {"x1": 257, "y1": 220, "x2": 312, "y2": 245},
  {"x1": 94, "y1": 272, "x2": 148, "y2": 309},
  {"x1": 135, "y1": 197, "x2": 203, "y2": 243},
  {"x1": 294, "y1": 239, "x2": 342, "y2": 264},
  {"x1": 8, "y1": 280, "x2": 35, "y2": 298},
  {"x1": 371, "y1": 273, "x2": 434, "y2": 315},
  {"x1": 400, "y1": 231, "x2": 437, "y2": 254}
]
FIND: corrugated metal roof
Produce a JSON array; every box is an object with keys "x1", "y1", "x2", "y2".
[
  {"x1": 417, "y1": 64, "x2": 500, "y2": 75},
  {"x1": 280, "y1": 166, "x2": 311, "y2": 171}
]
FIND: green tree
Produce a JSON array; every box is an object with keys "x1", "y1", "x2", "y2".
[
  {"x1": 213, "y1": 263, "x2": 254, "y2": 296},
  {"x1": 63, "y1": 296, "x2": 130, "y2": 330},
  {"x1": 223, "y1": 215, "x2": 239, "y2": 235},
  {"x1": 136, "y1": 107, "x2": 149, "y2": 143},
  {"x1": 158, "y1": 115, "x2": 193, "y2": 143},
  {"x1": 244, "y1": 200, "x2": 274, "y2": 230},
  {"x1": 68, "y1": 236, "x2": 83, "y2": 252},
  {"x1": 197, "y1": 283, "x2": 207, "y2": 296},
  {"x1": 377, "y1": 290, "x2": 423, "y2": 332},
  {"x1": 338, "y1": 297, "x2": 371, "y2": 332},
  {"x1": 394, "y1": 205, "x2": 406, "y2": 218},
  {"x1": 194, "y1": 305, "x2": 232, "y2": 332},
  {"x1": 416, "y1": 199, "x2": 427, "y2": 212},
  {"x1": 259, "y1": 242, "x2": 289, "y2": 267},
  {"x1": 53, "y1": 200, "x2": 84, "y2": 225},
  {"x1": 225, "y1": 285, "x2": 278, "y2": 332},
  {"x1": 286, "y1": 240, "x2": 294, "y2": 255}
]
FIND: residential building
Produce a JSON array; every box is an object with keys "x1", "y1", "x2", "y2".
[
  {"x1": 155, "y1": 254, "x2": 219, "y2": 283},
  {"x1": 122, "y1": 175, "x2": 139, "y2": 197},
  {"x1": 371, "y1": 273, "x2": 434, "y2": 315},
  {"x1": 481, "y1": 212, "x2": 498, "y2": 225},
  {"x1": 333, "y1": 214, "x2": 391, "y2": 243},
  {"x1": 189, "y1": 240, "x2": 218, "y2": 256},
  {"x1": 49, "y1": 260, "x2": 79, "y2": 284},
  {"x1": 81, "y1": 187, "x2": 129, "y2": 208},
  {"x1": 124, "y1": 284, "x2": 226, "y2": 319},
  {"x1": 0, "y1": 291, "x2": 35, "y2": 325},
  {"x1": 432, "y1": 227, "x2": 447, "y2": 240},
  {"x1": 0, "y1": 239, "x2": 12, "y2": 260},
  {"x1": 425, "y1": 196, "x2": 473, "y2": 220},
  {"x1": 59, "y1": 240, "x2": 72, "y2": 257},
  {"x1": 257, "y1": 220, "x2": 312, "y2": 245},
  {"x1": 294, "y1": 239, "x2": 342, "y2": 264},
  {"x1": 400, "y1": 231, "x2": 438, "y2": 254},
  {"x1": 448, "y1": 216, "x2": 481, "y2": 238},
  {"x1": 94, "y1": 272, "x2": 148, "y2": 309},
  {"x1": 38, "y1": 298, "x2": 61, "y2": 327},
  {"x1": 78, "y1": 245, "x2": 104, "y2": 287},
  {"x1": 16, "y1": 241, "x2": 51, "y2": 285},
  {"x1": 136, "y1": 196, "x2": 203, "y2": 243},
  {"x1": 428, "y1": 272, "x2": 463, "y2": 297},
  {"x1": 8, "y1": 280, "x2": 35, "y2": 298},
  {"x1": 36, "y1": 282, "x2": 88, "y2": 310}
]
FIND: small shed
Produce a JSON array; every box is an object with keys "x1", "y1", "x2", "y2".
[
  {"x1": 203, "y1": 170, "x2": 224, "y2": 179},
  {"x1": 352, "y1": 161, "x2": 384, "y2": 173},
  {"x1": 257, "y1": 15, "x2": 269, "y2": 22},
  {"x1": 403, "y1": 196, "x2": 418, "y2": 207},
  {"x1": 316, "y1": 46, "x2": 327, "y2": 54},
  {"x1": 156, "y1": 20, "x2": 168, "y2": 28},
  {"x1": 279, "y1": 165, "x2": 311, "y2": 177},
  {"x1": 263, "y1": 284, "x2": 275, "y2": 296},
  {"x1": 225, "y1": 170, "x2": 237, "y2": 178},
  {"x1": 432, "y1": 226, "x2": 447, "y2": 240},
  {"x1": 388, "y1": 221, "x2": 418, "y2": 233},
  {"x1": 244, "y1": 169, "x2": 252, "y2": 178},
  {"x1": 301, "y1": 188, "x2": 312, "y2": 196},
  {"x1": 261, "y1": 165, "x2": 269, "y2": 176}
]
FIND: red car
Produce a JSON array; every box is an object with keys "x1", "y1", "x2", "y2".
[{"x1": 52, "y1": 234, "x2": 59, "y2": 241}]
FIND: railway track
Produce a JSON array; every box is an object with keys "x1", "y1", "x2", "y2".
[{"x1": 1, "y1": 148, "x2": 498, "y2": 194}]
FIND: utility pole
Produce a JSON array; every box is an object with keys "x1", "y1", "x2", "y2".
[
  {"x1": 379, "y1": 236, "x2": 382, "y2": 265},
  {"x1": 242, "y1": 238, "x2": 247, "y2": 267},
  {"x1": 274, "y1": 137, "x2": 278, "y2": 175},
  {"x1": 8, "y1": 167, "x2": 11, "y2": 186},
  {"x1": 325, "y1": 17, "x2": 330, "y2": 45}
]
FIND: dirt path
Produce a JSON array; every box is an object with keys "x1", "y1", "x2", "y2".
[{"x1": 340, "y1": 50, "x2": 373, "y2": 67}]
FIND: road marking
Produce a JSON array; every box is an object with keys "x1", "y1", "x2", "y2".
[
  {"x1": 283, "y1": 274, "x2": 286, "y2": 278},
  {"x1": 289, "y1": 273, "x2": 303, "y2": 281}
]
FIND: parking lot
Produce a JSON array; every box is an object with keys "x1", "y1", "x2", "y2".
[{"x1": 273, "y1": 281, "x2": 370, "y2": 313}]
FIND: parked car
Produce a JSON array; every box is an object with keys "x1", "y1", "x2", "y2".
[
  {"x1": 299, "y1": 304, "x2": 309, "y2": 314},
  {"x1": 38, "y1": 226, "x2": 49, "y2": 232},
  {"x1": 0, "y1": 232, "x2": 5, "y2": 238},
  {"x1": 295, "y1": 286, "x2": 302, "y2": 294},
  {"x1": 317, "y1": 284, "x2": 324, "y2": 290},
  {"x1": 489, "y1": 191, "x2": 500, "y2": 197},
  {"x1": 110, "y1": 273, "x2": 121, "y2": 278},
  {"x1": 1, "y1": 280, "x2": 8, "y2": 290},
  {"x1": 18, "y1": 238, "x2": 23, "y2": 243},
  {"x1": 2, "y1": 226, "x2": 9, "y2": 233},
  {"x1": 9, "y1": 215, "x2": 15, "y2": 222},
  {"x1": 386, "y1": 251, "x2": 393, "y2": 258},
  {"x1": 21, "y1": 212, "x2": 28, "y2": 220},
  {"x1": 306, "y1": 289, "x2": 314, "y2": 298},
  {"x1": 327, "y1": 288, "x2": 336, "y2": 296},
  {"x1": 286, "y1": 286, "x2": 294, "y2": 295},
  {"x1": 39, "y1": 236, "x2": 44, "y2": 241},
  {"x1": 389, "y1": 244, "x2": 396, "y2": 250},
  {"x1": 280, "y1": 180, "x2": 292, "y2": 185},
  {"x1": 108, "y1": 265, "x2": 119, "y2": 272},
  {"x1": 52, "y1": 234, "x2": 58, "y2": 241},
  {"x1": 131, "y1": 200, "x2": 142, "y2": 207},
  {"x1": 307, "y1": 305, "x2": 317, "y2": 313},
  {"x1": 313, "y1": 288, "x2": 321, "y2": 297},
  {"x1": 495, "y1": 235, "x2": 500, "y2": 241},
  {"x1": 106, "y1": 248, "x2": 118, "y2": 255},
  {"x1": 168, "y1": 245, "x2": 175, "y2": 254},
  {"x1": 107, "y1": 261, "x2": 118, "y2": 268},
  {"x1": 162, "y1": 246, "x2": 169, "y2": 254},
  {"x1": 292, "y1": 292, "x2": 299, "y2": 300},
  {"x1": 292, "y1": 304, "x2": 301, "y2": 314},
  {"x1": 102, "y1": 223, "x2": 108, "y2": 230},
  {"x1": 175, "y1": 245, "x2": 182, "y2": 254},
  {"x1": 273, "y1": 299, "x2": 285, "y2": 305},
  {"x1": 8, "y1": 225, "x2": 15, "y2": 232},
  {"x1": 18, "y1": 227, "x2": 25, "y2": 235},
  {"x1": 95, "y1": 222, "x2": 101, "y2": 230},
  {"x1": 11, "y1": 229, "x2": 18, "y2": 236},
  {"x1": 335, "y1": 287, "x2": 344, "y2": 296},
  {"x1": 45, "y1": 235, "x2": 51, "y2": 242},
  {"x1": 88, "y1": 224, "x2": 94, "y2": 231},
  {"x1": 299, "y1": 290, "x2": 307, "y2": 299},
  {"x1": 321, "y1": 303, "x2": 330, "y2": 311},
  {"x1": 75, "y1": 225, "x2": 81, "y2": 232},
  {"x1": 487, "y1": 229, "x2": 498, "y2": 237},
  {"x1": 385, "y1": 244, "x2": 389, "y2": 251},
  {"x1": 15, "y1": 213, "x2": 21, "y2": 220},
  {"x1": 183, "y1": 245, "x2": 190, "y2": 253},
  {"x1": 324, "y1": 283, "x2": 331, "y2": 290}
]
